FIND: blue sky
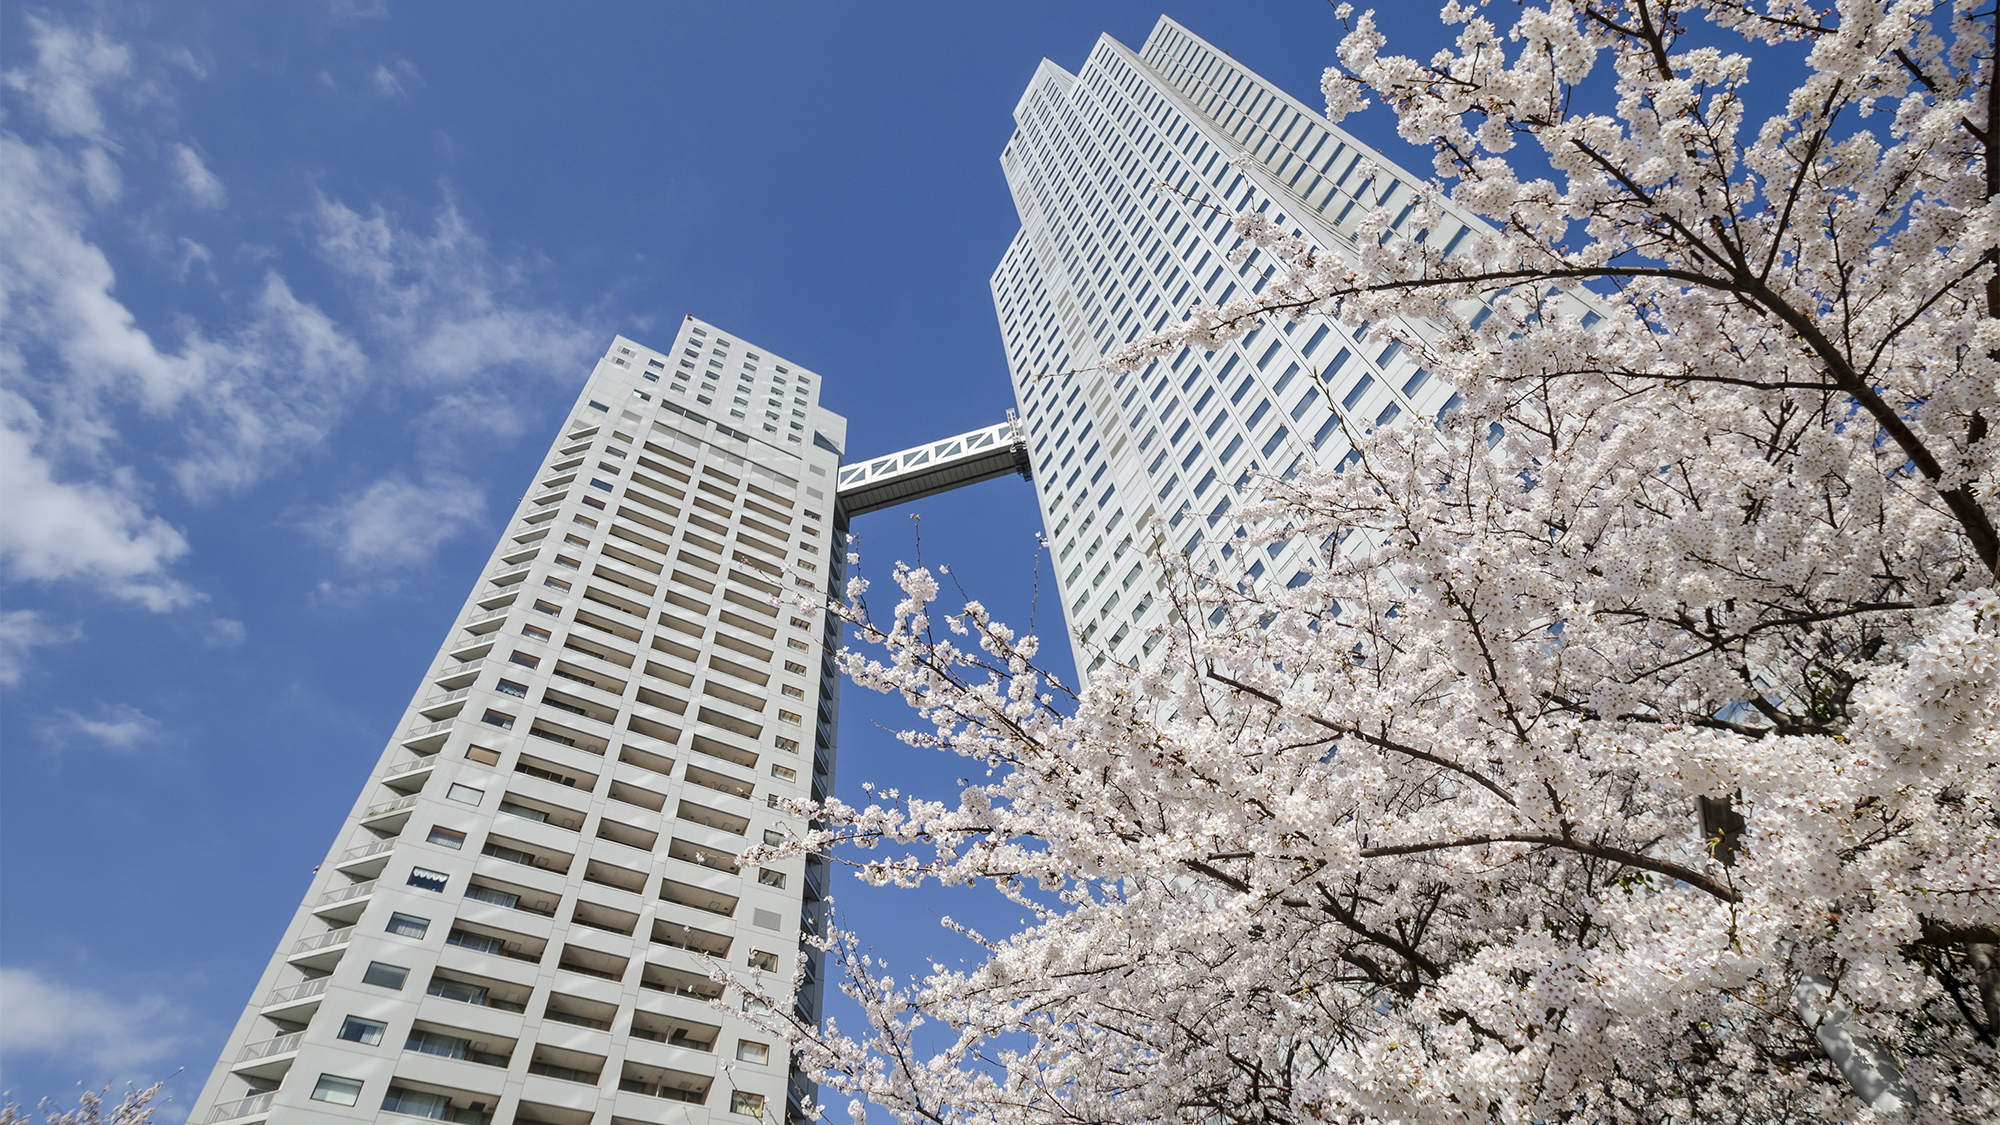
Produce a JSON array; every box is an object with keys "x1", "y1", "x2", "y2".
[{"x1": 0, "y1": 2, "x2": 1451, "y2": 1115}]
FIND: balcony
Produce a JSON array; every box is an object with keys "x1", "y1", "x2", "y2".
[
  {"x1": 463, "y1": 604, "x2": 512, "y2": 634},
  {"x1": 362, "y1": 793, "x2": 420, "y2": 831},
  {"x1": 231, "y1": 1032, "x2": 303, "y2": 1081},
  {"x1": 260, "y1": 976, "x2": 329, "y2": 1019},
  {"x1": 336, "y1": 838, "x2": 396, "y2": 877},
  {"x1": 288, "y1": 925, "x2": 354, "y2": 971},
  {"x1": 419, "y1": 687, "x2": 471, "y2": 719},
  {"x1": 434, "y1": 658, "x2": 485, "y2": 689},
  {"x1": 312, "y1": 879, "x2": 376, "y2": 924},
  {"x1": 402, "y1": 717, "x2": 455, "y2": 752},
  {"x1": 203, "y1": 1092, "x2": 275, "y2": 1124},
  {"x1": 489, "y1": 565, "x2": 532, "y2": 587}
]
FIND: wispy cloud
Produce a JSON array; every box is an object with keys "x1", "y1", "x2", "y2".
[
  {"x1": 168, "y1": 143, "x2": 224, "y2": 208},
  {"x1": 0, "y1": 13, "x2": 595, "y2": 641},
  {"x1": 0, "y1": 609, "x2": 82, "y2": 685},
  {"x1": 39, "y1": 702, "x2": 169, "y2": 752},
  {"x1": 0, "y1": 16, "x2": 131, "y2": 143},
  {"x1": 0, "y1": 967, "x2": 185, "y2": 1072},
  {"x1": 308, "y1": 472, "x2": 486, "y2": 569},
  {"x1": 0, "y1": 391, "x2": 194, "y2": 611},
  {"x1": 313, "y1": 194, "x2": 594, "y2": 383}
]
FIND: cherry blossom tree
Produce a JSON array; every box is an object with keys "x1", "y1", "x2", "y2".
[
  {"x1": 0, "y1": 1084, "x2": 166, "y2": 1125},
  {"x1": 740, "y1": 1, "x2": 2000, "y2": 1121}
]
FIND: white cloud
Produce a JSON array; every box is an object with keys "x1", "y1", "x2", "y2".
[
  {"x1": 0, "y1": 15, "x2": 590, "y2": 628},
  {"x1": 169, "y1": 143, "x2": 224, "y2": 208},
  {"x1": 0, "y1": 967, "x2": 183, "y2": 1071},
  {"x1": 42, "y1": 702, "x2": 168, "y2": 752},
  {"x1": 0, "y1": 392, "x2": 195, "y2": 611},
  {"x1": 205, "y1": 617, "x2": 247, "y2": 646},
  {"x1": 370, "y1": 63, "x2": 407, "y2": 100},
  {"x1": 0, "y1": 17, "x2": 131, "y2": 142},
  {"x1": 0, "y1": 609, "x2": 82, "y2": 685},
  {"x1": 313, "y1": 195, "x2": 594, "y2": 384},
  {"x1": 308, "y1": 472, "x2": 486, "y2": 569}
]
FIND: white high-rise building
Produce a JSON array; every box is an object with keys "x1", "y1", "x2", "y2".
[
  {"x1": 190, "y1": 318, "x2": 846, "y2": 1125},
  {"x1": 988, "y1": 16, "x2": 1513, "y2": 678}
]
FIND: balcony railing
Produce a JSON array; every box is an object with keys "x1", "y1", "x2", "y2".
[
  {"x1": 404, "y1": 718, "x2": 454, "y2": 740},
  {"x1": 316, "y1": 879, "x2": 376, "y2": 906},
  {"x1": 205, "y1": 1092, "x2": 276, "y2": 1123},
  {"x1": 291, "y1": 927, "x2": 354, "y2": 954},
  {"x1": 236, "y1": 1032, "x2": 304, "y2": 1062},
  {"x1": 364, "y1": 795, "x2": 419, "y2": 819},
  {"x1": 420, "y1": 687, "x2": 472, "y2": 709},
  {"x1": 382, "y1": 757, "x2": 434, "y2": 779},
  {"x1": 340, "y1": 838, "x2": 396, "y2": 862},
  {"x1": 466, "y1": 605, "x2": 511, "y2": 625},
  {"x1": 263, "y1": 977, "x2": 329, "y2": 1006}
]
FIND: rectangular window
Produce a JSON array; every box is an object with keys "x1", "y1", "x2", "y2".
[
  {"x1": 447, "y1": 782, "x2": 484, "y2": 805},
  {"x1": 521, "y1": 624, "x2": 551, "y2": 640},
  {"x1": 386, "y1": 912, "x2": 431, "y2": 938},
  {"x1": 495, "y1": 679, "x2": 528, "y2": 698},
  {"x1": 730, "y1": 1092, "x2": 767, "y2": 1117},
  {"x1": 778, "y1": 710, "x2": 802, "y2": 725},
  {"x1": 1341, "y1": 375, "x2": 1376, "y2": 411},
  {"x1": 543, "y1": 576, "x2": 571, "y2": 591},
  {"x1": 361, "y1": 961, "x2": 409, "y2": 990},
  {"x1": 337, "y1": 1015, "x2": 386, "y2": 1046},
  {"x1": 1301, "y1": 325, "x2": 1330, "y2": 356},
  {"x1": 737, "y1": 1040, "x2": 771, "y2": 1064},
  {"x1": 426, "y1": 826, "x2": 465, "y2": 850},
  {"x1": 310, "y1": 1075, "x2": 363, "y2": 1107},
  {"x1": 480, "y1": 709, "x2": 515, "y2": 729},
  {"x1": 770, "y1": 764, "x2": 797, "y2": 782},
  {"x1": 1193, "y1": 469, "x2": 1218, "y2": 498},
  {"x1": 509, "y1": 650, "x2": 540, "y2": 668},
  {"x1": 406, "y1": 867, "x2": 448, "y2": 893},
  {"x1": 1181, "y1": 443, "x2": 1203, "y2": 470},
  {"x1": 1272, "y1": 363, "x2": 1300, "y2": 396},
  {"x1": 763, "y1": 829, "x2": 785, "y2": 846},
  {"x1": 757, "y1": 868, "x2": 787, "y2": 888}
]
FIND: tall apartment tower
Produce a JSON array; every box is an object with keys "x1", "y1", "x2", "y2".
[
  {"x1": 989, "y1": 16, "x2": 1518, "y2": 678},
  {"x1": 191, "y1": 318, "x2": 845, "y2": 1125}
]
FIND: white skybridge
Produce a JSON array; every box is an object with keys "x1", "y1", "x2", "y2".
[{"x1": 836, "y1": 415, "x2": 1032, "y2": 515}]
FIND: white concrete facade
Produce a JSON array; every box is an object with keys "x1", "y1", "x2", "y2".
[
  {"x1": 189, "y1": 318, "x2": 844, "y2": 1125},
  {"x1": 992, "y1": 16, "x2": 1532, "y2": 679}
]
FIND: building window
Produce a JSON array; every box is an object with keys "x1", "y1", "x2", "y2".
[
  {"x1": 480, "y1": 709, "x2": 515, "y2": 729},
  {"x1": 748, "y1": 950, "x2": 779, "y2": 972},
  {"x1": 386, "y1": 912, "x2": 431, "y2": 938},
  {"x1": 757, "y1": 868, "x2": 786, "y2": 889},
  {"x1": 763, "y1": 829, "x2": 785, "y2": 846},
  {"x1": 521, "y1": 624, "x2": 551, "y2": 640},
  {"x1": 426, "y1": 826, "x2": 466, "y2": 850},
  {"x1": 770, "y1": 764, "x2": 796, "y2": 782},
  {"x1": 777, "y1": 710, "x2": 801, "y2": 726},
  {"x1": 509, "y1": 650, "x2": 541, "y2": 668},
  {"x1": 544, "y1": 577, "x2": 572, "y2": 591},
  {"x1": 495, "y1": 679, "x2": 528, "y2": 698},
  {"x1": 336, "y1": 1016, "x2": 386, "y2": 1046},
  {"x1": 447, "y1": 783, "x2": 485, "y2": 805},
  {"x1": 406, "y1": 867, "x2": 449, "y2": 893},
  {"x1": 736, "y1": 1040, "x2": 770, "y2": 1064},
  {"x1": 730, "y1": 1091, "x2": 766, "y2": 1117},
  {"x1": 361, "y1": 961, "x2": 409, "y2": 990},
  {"x1": 381, "y1": 1088, "x2": 455, "y2": 1119},
  {"x1": 310, "y1": 1074, "x2": 363, "y2": 1107}
]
